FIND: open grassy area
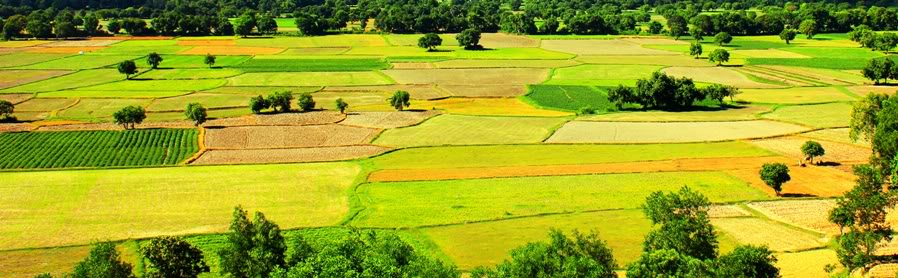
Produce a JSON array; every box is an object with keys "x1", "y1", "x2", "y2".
[
  {"x1": 372, "y1": 114, "x2": 568, "y2": 148},
  {"x1": 0, "y1": 162, "x2": 361, "y2": 250},
  {"x1": 76, "y1": 79, "x2": 227, "y2": 92},
  {"x1": 0, "y1": 53, "x2": 69, "y2": 68},
  {"x1": 524, "y1": 85, "x2": 613, "y2": 111},
  {"x1": 545, "y1": 64, "x2": 660, "y2": 86},
  {"x1": 17, "y1": 54, "x2": 144, "y2": 70},
  {"x1": 235, "y1": 57, "x2": 389, "y2": 72},
  {"x1": 229, "y1": 72, "x2": 394, "y2": 86},
  {"x1": 547, "y1": 120, "x2": 808, "y2": 143},
  {"x1": 746, "y1": 58, "x2": 871, "y2": 70},
  {"x1": 0, "y1": 69, "x2": 123, "y2": 93},
  {"x1": 138, "y1": 68, "x2": 244, "y2": 80},
  {"x1": 412, "y1": 98, "x2": 572, "y2": 117},
  {"x1": 762, "y1": 102, "x2": 852, "y2": 128},
  {"x1": 737, "y1": 87, "x2": 856, "y2": 104},
  {"x1": 56, "y1": 99, "x2": 152, "y2": 121},
  {"x1": 353, "y1": 171, "x2": 770, "y2": 227},
  {"x1": 147, "y1": 93, "x2": 251, "y2": 111},
  {"x1": 134, "y1": 55, "x2": 251, "y2": 68}
]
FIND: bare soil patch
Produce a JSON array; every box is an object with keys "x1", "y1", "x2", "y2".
[
  {"x1": 191, "y1": 145, "x2": 391, "y2": 165},
  {"x1": 0, "y1": 123, "x2": 35, "y2": 132},
  {"x1": 846, "y1": 85, "x2": 897, "y2": 96},
  {"x1": 204, "y1": 111, "x2": 345, "y2": 127},
  {"x1": 0, "y1": 94, "x2": 33, "y2": 104},
  {"x1": 748, "y1": 199, "x2": 839, "y2": 235},
  {"x1": 576, "y1": 55, "x2": 712, "y2": 67},
  {"x1": 479, "y1": 33, "x2": 540, "y2": 48},
  {"x1": 390, "y1": 62, "x2": 433, "y2": 69},
  {"x1": 440, "y1": 85, "x2": 528, "y2": 97},
  {"x1": 709, "y1": 205, "x2": 752, "y2": 218},
  {"x1": 204, "y1": 124, "x2": 379, "y2": 149},
  {"x1": 341, "y1": 111, "x2": 440, "y2": 129},
  {"x1": 749, "y1": 137, "x2": 871, "y2": 163}
]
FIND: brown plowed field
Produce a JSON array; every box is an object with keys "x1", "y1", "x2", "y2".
[
  {"x1": 191, "y1": 145, "x2": 391, "y2": 165},
  {"x1": 204, "y1": 112, "x2": 345, "y2": 127},
  {"x1": 341, "y1": 111, "x2": 440, "y2": 129},
  {"x1": 204, "y1": 124, "x2": 379, "y2": 149}
]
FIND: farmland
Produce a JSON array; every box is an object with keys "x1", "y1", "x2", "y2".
[{"x1": 0, "y1": 17, "x2": 890, "y2": 278}]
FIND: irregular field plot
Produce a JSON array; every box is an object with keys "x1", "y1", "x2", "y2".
[
  {"x1": 229, "y1": 72, "x2": 394, "y2": 86},
  {"x1": 237, "y1": 35, "x2": 388, "y2": 48},
  {"x1": 439, "y1": 85, "x2": 528, "y2": 97},
  {"x1": 96, "y1": 45, "x2": 190, "y2": 55},
  {"x1": 776, "y1": 249, "x2": 841, "y2": 278},
  {"x1": 0, "y1": 246, "x2": 91, "y2": 278},
  {"x1": 729, "y1": 49, "x2": 810, "y2": 58},
  {"x1": 0, "y1": 162, "x2": 360, "y2": 249},
  {"x1": 353, "y1": 171, "x2": 769, "y2": 227},
  {"x1": 0, "y1": 40, "x2": 51, "y2": 48},
  {"x1": 204, "y1": 111, "x2": 345, "y2": 126},
  {"x1": 382, "y1": 68, "x2": 548, "y2": 85},
  {"x1": 192, "y1": 145, "x2": 392, "y2": 165},
  {"x1": 179, "y1": 46, "x2": 284, "y2": 55},
  {"x1": 371, "y1": 141, "x2": 772, "y2": 170},
  {"x1": 372, "y1": 114, "x2": 567, "y2": 148},
  {"x1": 0, "y1": 69, "x2": 70, "y2": 89},
  {"x1": 750, "y1": 137, "x2": 871, "y2": 163},
  {"x1": 746, "y1": 58, "x2": 868, "y2": 70},
  {"x1": 712, "y1": 217, "x2": 824, "y2": 251},
  {"x1": 453, "y1": 48, "x2": 574, "y2": 60},
  {"x1": 782, "y1": 47, "x2": 884, "y2": 59},
  {"x1": 725, "y1": 165, "x2": 855, "y2": 197},
  {"x1": 433, "y1": 59, "x2": 580, "y2": 69},
  {"x1": 748, "y1": 199, "x2": 840, "y2": 235},
  {"x1": 39, "y1": 90, "x2": 191, "y2": 98},
  {"x1": 0, "y1": 93, "x2": 33, "y2": 104},
  {"x1": 414, "y1": 98, "x2": 571, "y2": 117},
  {"x1": 77, "y1": 79, "x2": 226, "y2": 92},
  {"x1": 661, "y1": 66, "x2": 783, "y2": 89},
  {"x1": 736, "y1": 87, "x2": 856, "y2": 104},
  {"x1": 14, "y1": 98, "x2": 77, "y2": 111},
  {"x1": 575, "y1": 55, "x2": 713, "y2": 67},
  {"x1": 56, "y1": 99, "x2": 151, "y2": 121},
  {"x1": 321, "y1": 84, "x2": 446, "y2": 100},
  {"x1": 846, "y1": 85, "x2": 896, "y2": 97},
  {"x1": 0, "y1": 129, "x2": 197, "y2": 169},
  {"x1": 138, "y1": 68, "x2": 244, "y2": 79},
  {"x1": 525, "y1": 85, "x2": 612, "y2": 111},
  {"x1": 762, "y1": 102, "x2": 852, "y2": 128},
  {"x1": 478, "y1": 33, "x2": 541, "y2": 48},
  {"x1": 582, "y1": 105, "x2": 770, "y2": 122},
  {"x1": 312, "y1": 91, "x2": 392, "y2": 110},
  {"x1": 0, "y1": 53, "x2": 69, "y2": 68},
  {"x1": 540, "y1": 39, "x2": 679, "y2": 55},
  {"x1": 147, "y1": 93, "x2": 250, "y2": 111},
  {"x1": 341, "y1": 111, "x2": 439, "y2": 129},
  {"x1": 758, "y1": 65, "x2": 868, "y2": 85},
  {"x1": 17, "y1": 54, "x2": 143, "y2": 70},
  {"x1": 176, "y1": 39, "x2": 236, "y2": 46},
  {"x1": 205, "y1": 86, "x2": 321, "y2": 95},
  {"x1": 424, "y1": 209, "x2": 652, "y2": 270},
  {"x1": 547, "y1": 120, "x2": 808, "y2": 143},
  {"x1": 204, "y1": 124, "x2": 379, "y2": 149},
  {"x1": 278, "y1": 47, "x2": 350, "y2": 55},
  {"x1": 236, "y1": 57, "x2": 389, "y2": 72},
  {"x1": 2, "y1": 70, "x2": 123, "y2": 93},
  {"x1": 134, "y1": 55, "x2": 251, "y2": 68}
]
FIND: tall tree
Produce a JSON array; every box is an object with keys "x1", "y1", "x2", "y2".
[
  {"x1": 666, "y1": 15, "x2": 687, "y2": 40},
  {"x1": 689, "y1": 41, "x2": 702, "y2": 59},
  {"x1": 709, "y1": 49, "x2": 730, "y2": 66},
  {"x1": 641, "y1": 186, "x2": 718, "y2": 260},
  {"x1": 117, "y1": 60, "x2": 137, "y2": 79},
  {"x1": 801, "y1": 141, "x2": 826, "y2": 165},
  {"x1": 714, "y1": 245, "x2": 779, "y2": 278},
  {"x1": 714, "y1": 32, "x2": 732, "y2": 46},
  {"x1": 471, "y1": 229, "x2": 616, "y2": 278},
  {"x1": 418, "y1": 33, "x2": 443, "y2": 52},
  {"x1": 456, "y1": 28, "x2": 482, "y2": 50},
  {"x1": 297, "y1": 92, "x2": 315, "y2": 112},
  {"x1": 184, "y1": 103, "x2": 207, "y2": 126},
  {"x1": 830, "y1": 165, "x2": 896, "y2": 271},
  {"x1": 234, "y1": 13, "x2": 256, "y2": 37},
  {"x1": 0, "y1": 100, "x2": 13, "y2": 121},
  {"x1": 113, "y1": 105, "x2": 146, "y2": 129},
  {"x1": 389, "y1": 90, "x2": 411, "y2": 111},
  {"x1": 799, "y1": 19, "x2": 818, "y2": 39},
  {"x1": 71, "y1": 242, "x2": 135, "y2": 278},
  {"x1": 759, "y1": 163, "x2": 791, "y2": 196},
  {"x1": 218, "y1": 206, "x2": 287, "y2": 278},
  {"x1": 142, "y1": 236, "x2": 209, "y2": 278},
  {"x1": 779, "y1": 29, "x2": 797, "y2": 44},
  {"x1": 147, "y1": 52, "x2": 163, "y2": 69}
]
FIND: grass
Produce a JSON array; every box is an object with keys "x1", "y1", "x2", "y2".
[
  {"x1": 204, "y1": 86, "x2": 321, "y2": 94},
  {"x1": 147, "y1": 93, "x2": 251, "y2": 111},
  {"x1": 410, "y1": 98, "x2": 572, "y2": 117},
  {"x1": 780, "y1": 47, "x2": 884, "y2": 59},
  {"x1": 235, "y1": 57, "x2": 389, "y2": 72},
  {"x1": 0, "y1": 162, "x2": 360, "y2": 250},
  {"x1": 38, "y1": 90, "x2": 192, "y2": 98},
  {"x1": 17, "y1": 54, "x2": 144, "y2": 70},
  {"x1": 56, "y1": 99, "x2": 152, "y2": 121},
  {"x1": 134, "y1": 55, "x2": 252, "y2": 68},
  {"x1": 372, "y1": 114, "x2": 568, "y2": 148},
  {"x1": 433, "y1": 59, "x2": 580, "y2": 69},
  {"x1": 76, "y1": 79, "x2": 227, "y2": 92},
  {"x1": 138, "y1": 68, "x2": 244, "y2": 79},
  {"x1": 370, "y1": 141, "x2": 773, "y2": 170},
  {"x1": 582, "y1": 105, "x2": 771, "y2": 122},
  {"x1": 353, "y1": 171, "x2": 770, "y2": 227},
  {"x1": 0, "y1": 129, "x2": 198, "y2": 169},
  {"x1": 237, "y1": 35, "x2": 389, "y2": 48},
  {"x1": 0, "y1": 53, "x2": 69, "y2": 68},
  {"x1": 545, "y1": 64, "x2": 660, "y2": 86},
  {"x1": 0, "y1": 69, "x2": 124, "y2": 93},
  {"x1": 112, "y1": 40, "x2": 178, "y2": 47},
  {"x1": 95, "y1": 45, "x2": 192, "y2": 55},
  {"x1": 546, "y1": 120, "x2": 808, "y2": 143},
  {"x1": 524, "y1": 85, "x2": 612, "y2": 112},
  {"x1": 737, "y1": 87, "x2": 857, "y2": 104},
  {"x1": 13, "y1": 98, "x2": 77, "y2": 111},
  {"x1": 762, "y1": 103, "x2": 853, "y2": 128},
  {"x1": 746, "y1": 58, "x2": 870, "y2": 70},
  {"x1": 453, "y1": 48, "x2": 575, "y2": 60},
  {"x1": 229, "y1": 72, "x2": 394, "y2": 86}
]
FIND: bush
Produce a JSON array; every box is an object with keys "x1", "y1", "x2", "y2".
[
  {"x1": 335, "y1": 98, "x2": 348, "y2": 114},
  {"x1": 577, "y1": 106, "x2": 596, "y2": 115},
  {"x1": 607, "y1": 72, "x2": 705, "y2": 110},
  {"x1": 249, "y1": 95, "x2": 271, "y2": 114},
  {"x1": 801, "y1": 141, "x2": 826, "y2": 165},
  {"x1": 185, "y1": 103, "x2": 207, "y2": 126},
  {"x1": 267, "y1": 91, "x2": 294, "y2": 112},
  {"x1": 418, "y1": 33, "x2": 443, "y2": 51},
  {"x1": 0, "y1": 100, "x2": 13, "y2": 120},
  {"x1": 389, "y1": 90, "x2": 411, "y2": 111},
  {"x1": 297, "y1": 92, "x2": 315, "y2": 112},
  {"x1": 457, "y1": 28, "x2": 482, "y2": 50},
  {"x1": 113, "y1": 105, "x2": 146, "y2": 129}
]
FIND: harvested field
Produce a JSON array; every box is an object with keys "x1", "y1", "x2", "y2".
[
  {"x1": 321, "y1": 84, "x2": 447, "y2": 100},
  {"x1": 75, "y1": 79, "x2": 227, "y2": 92},
  {"x1": 736, "y1": 87, "x2": 856, "y2": 104},
  {"x1": 414, "y1": 98, "x2": 572, "y2": 117},
  {"x1": 540, "y1": 39, "x2": 680, "y2": 55},
  {"x1": 433, "y1": 59, "x2": 580, "y2": 69},
  {"x1": 712, "y1": 217, "x2": 824, "y2": 251},
  {"x1": 0, "y1": 41, "x2": 51, "y2": 48},
  {"x1": 582, "y1": 105, "x2": 770, "y2": 122},
  {"x1": 575, "y1": 55, "x2": 714, "y2": 67},
  {"x1": 0, "y1": 70, "x2": 70, "y2": 89},
  {"x1": 440, "y1": 85, "x2": 528, "y2": 97},
  {"x1": 341, "y1": 111, "x2": 439, "y2": 129},
  {"x1": 204, "y1": 124, "x2": 379, "y2": 149},
  {"x1": 179, "y1": 46, "x2": 284, "y2": 55},
  {"x1": 478, "y1": 33, "x2": 540, "y2": 48},
  {"x1": 25, "y1": 46, "x2": 107, "y2": 54},
  {"x1": 45, "y1": 40, "x2": 118, "y2": 47},
  {"x1": 176, "y1": 40, "x2": 236, "y2": 46},
  {"x1": 229, "y1": 72, "x2": 394, "y2": 87},
  {"x1": 748, "y1": 199, "x2": 839, "y2": 235},
  {"x1": 0, "y1": 246, "x2": 92, "y2": 278},
  {"x1": 237, "y1": 35, "x2": 388, "y2": 48},
  {"x1": 0, "y1": 93, "x2": 33, "y2": 104},
  {"x1": 846, "y1": 85, "x2": 896, "y2": 96},
  {"x1": 866, "y1": 264, "x2": 898, "y2": 278},
  {"x1": 367, "y1": 156, "x2": 789, "y2": 182},
  {"x1": 147, "y1": 93, "x2": 250, "y2": 111},
  {"x1": 801, "y1": 128, "x2": 870, "y2": 147},
  {"x1": 762, "y1": 103, "x2": 852, "y2": 128},
  {"x1": 546, "y1": 120, "x2": 808, "y2": 144},
  {"x1": 776, "y1": 250, "x2": 840, "y2": 278},
  {"x1": 56, "y1": 99, "x2": 151, "y2": 121},
  {"x1": 724, "y1": 165, "x2": 855, "y2": 197},
  {"x1": 236, "y1": 57, "x2": 389, "y2": 72},
  {"x1": 204, "y1": 111, "x2": 345, "y2": 126},
  {"x1": 750, "y1": 137, "x2": 872, "y2": 163},
  {"x1": 391, "y1": 62, "x2": 433, "y2": 69},
  {"x1": 662, "y1": 66, "x2": 784, "y2": 89},
  {"x1": 373, "y1": 115, "x2": 568, "y2": 148},
  {"x1": 0, "y1": 53, "x2": 69, "y2": 68},
  {"x1": 620, "y1": 38, "x2": 689, "y2": 45},
  {"x1": 382, "y1": 68, "x2": 549, "y2": 85},
  {"x1": 709, "y1": 205, "x2": 752, "y2": 218},
  {"x1": 0, "y1": 123, "x2": 35, "y2": 132},
  {"x1": 453, "y1": 48, "x2": 574, "y2": 60},
  {"x1": 191, "y1": 145, "x2": 391, "y2": 165},
  {"x1": 14, "y1": 98, "x2": 77, "y2": 112},
  {"x1": 39, "y1": 90, "x2": 191, "y2": 98}
]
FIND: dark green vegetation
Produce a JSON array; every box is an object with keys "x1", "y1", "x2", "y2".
[
  {"x1": 759, "y1": 163, "x2": 791, "y2": 196},
  {"x1": 524, "y1": 85, "x2": 612, "y2": 112},
  {"x1": 829, "y1": 165, "x2": 896, "y2": 272},
  {"x1": 470, "y1": 230, "x2": 617, "y2": 278},
  {"x1": 235, "y1": 58, "x2": 389, "y2": 72},
  {"x1": 607, "y1": 72, "x2": 737, "y2": 110},
  {"x1": 0, "y1": 129, "x2": 198, "y2": 169}
]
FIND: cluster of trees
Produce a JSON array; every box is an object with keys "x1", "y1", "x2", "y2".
[
  {"x1": 607, "y1": 72, "x2": 739, "y2": 110},
  {"x1": 862, "y1": 57, "x2": 898, "y2": 84},
  {"x1": 112, "y1": 106, "x2": 146, "y2": 129},
  {"x1": 250, "y1": 91, "x2": 297, "y2": 114},
  {"x1": 849, "y1": 25, "x2": 898, "y2": 52},
  {"x1": 0, "y1": 99, "x2": 13, "y2": 122}
]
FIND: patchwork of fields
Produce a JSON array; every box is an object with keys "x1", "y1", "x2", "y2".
[{"x1": 0, "y1": 31, "x2": 886, "y2": 277}]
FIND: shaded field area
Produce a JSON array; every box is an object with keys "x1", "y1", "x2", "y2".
[{"x1": 0, "y1": 129, "x2": 198, "y2": 169}]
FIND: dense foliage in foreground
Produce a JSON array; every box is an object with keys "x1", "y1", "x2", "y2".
[{"x1": 0, "y1": 129, "x2": 198, "y2": 169}]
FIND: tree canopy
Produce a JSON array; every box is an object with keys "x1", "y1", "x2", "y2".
[{"x1": 471, "y1": 229, "x2": 617, "y2": 278}]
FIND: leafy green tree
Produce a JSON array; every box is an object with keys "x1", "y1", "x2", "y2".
[
  {"x1": 830, "y1": 165, "x2": 897, "y2": 271},
  {"x1": 335, "y1": 98, "x2": 348, "y2": 114},
  {"x1": 294, "y1": 12, "x2": 328, "y2": 36},
  {"x1": 185, "y1": 103, "x2": 207, "y2": 126},
  {"x1": 863, "y1": 58, "x2": 892, "y2": 84},
  {"x1": 759, "y1": 163, "x2": 790, "y2": 196},
  {"x1": 872, "y1": 95, "x2": 898, "y2": 173},
  {"x1": 256, "y1": 14, "x2": 277, "y2": 34},
  {"x1": 714, "y1": 245, "x2": 779, "y2": 278},
  {"x1": 71, "y1": 242, "x2": 135, "y2": 278},
  {"x1": 779, "y1": 29, "x2": 797, "y2": 44},
  {"x1": 267, "y1": 91, "x2": 294, "y2": 113},
  {"x1": 457, "y1": 28, "x2": 482, "y2": 50},
  {"x1": 690, "y1": 27, "x2": 703, "y2": 41},
  {"x1": 2, "y1": 15, "x2": 27, "y2": 39},
  {"x1": 297, "y1": 92, "x2": 315, "y2": 112},
  {"x1": 117, "y1": 60, "x2": 138, "y2": 79},
  {"x1": 55, "y1": 21, "x2": 77, "y2": 38},
  {"x1": 799, "y1": 19, "x2": 818, "y2": 39},
  {"x1": 121, "y1": 18, "x2": 148, "y2": 35},
  {"x1": 626, "y1": 249, "x2": 712, "y2": 278},
  {"x1": 714, "y1": 32, "x2": 732, "y2": 46},
  {"x1": 107, "y1": 19, "x2": 122, "y2": 34},
  {"x1": 801, "y1": 141, "x2": 826, "y2": 165},
  {"x1": 641, "y1": 186, "x2": 718, "y2": 260},
  {"x1": 249, "y1": 95, "x2": 270, "y2": 114},
  {"x1": 0, "y1": 100, "x2": 13, "y2": 120},
  {"x1": 577, "y1": 106, "x2": 596, "y2": 115},
  {"x1": 204, "y1": 54, "x2": 216, "y2": 68},
  {"x1": 647, "y1": 21, "x2": 663, "y2": 34},
  {"x1": 849, "y1": 25, "x2": 875, "y2": 43},
  {"x1": 218, "y1": 206, "x2": 287, "y2": 278},
  {"x1": 113, "y1": 105, "x2": 146, "y2": 129},
  {"x1": 607, "y1": 85, "x2": 635, "y2": 110},
  {"x1": 709, "y1": 49, "x2": 730, "y2": 66},
  {"x1": 418, "y1": 33, "x2": 443, "y2": 51},
  {"x1": 389, "y1": 90, "x2": 411, "y2": 111},
  {"x1": 26, "y1": 12, "x2": 52, "y2": 38},
  {"x1": 142, "y1": 236, "x2": 209, "y2": 278},
  {"x1": 701, "y1": 84, "x2": 739, "y2": 104},
  {"x1": 689, "y1": 41, "x2": 703, "y2": 59},
  {"x1": 470, "y1": 229, "x2": 616, "y2": 278},
  {"x1": 234, "y1": 13, "x2": 256, "y2": 37},
  {"x1": 666, "y1": 15, "x2": 687, "y2": 40},
  {"x1": 82, "y1": 14, "x2": 100, "y2": 35},
  {"x1": 147, "y1": 52, "x2": 163, "y2": 69},
  {"x1": 850, "y1": 93, "x2": 890, "y2": 142}
]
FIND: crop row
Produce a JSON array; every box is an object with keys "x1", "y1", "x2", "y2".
[{"x1": 0, "y1": 129, "x2": 198, "y2": 169}]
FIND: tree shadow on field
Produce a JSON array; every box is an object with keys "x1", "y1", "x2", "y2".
[
  {"x1": 817, "y1": 161, "x2": 842, "y2": 167},
  {"x1": 780, "y1": 193, "x2": 817, "y2": 198}
]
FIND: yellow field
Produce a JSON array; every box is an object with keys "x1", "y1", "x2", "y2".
[
  {"x1": 661, "y1": 66, "x2": 784, "y2": 89},
  {"x1": 737, "y1": 87, "x2": 856, "y2": 104},
  {"x1": 712, "y1": 217, "x2": 825, "y2": 251},
  {"x1": 546, "y1": 120, "x2": 808, "y2": 144},
  {"x1": 581, "y1": 105, "x2": 770, "y2": 122}
]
